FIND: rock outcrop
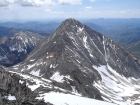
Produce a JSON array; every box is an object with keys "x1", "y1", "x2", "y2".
[{"x1": 0, "y1": 66, "x2": 53, "y2": 105}]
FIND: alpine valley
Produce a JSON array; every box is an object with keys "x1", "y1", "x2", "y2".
[{"x1": 0, "y1": 18, "x2": 140, "y2": 105}]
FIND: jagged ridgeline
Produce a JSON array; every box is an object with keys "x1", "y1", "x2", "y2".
[
  {"x1": 0, "y1": 31, "x2": 45, "y2": 67},
  {"x1": 20, "y1": 18, "x2": 140, "y2": 78},
  {"x1": 5, "y1": 18, "x2": 140, "y2": 105}
]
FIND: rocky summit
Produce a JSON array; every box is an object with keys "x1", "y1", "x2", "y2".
[{"x1": 1, "y1": 18, "x2": 140, "y2": 105}]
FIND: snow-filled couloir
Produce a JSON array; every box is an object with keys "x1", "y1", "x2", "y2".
[{"x1": 9, "y1": 18, "x2": 140, "y2": 105}]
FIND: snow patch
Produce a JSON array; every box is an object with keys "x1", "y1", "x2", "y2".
[
  {"x1": 28, "y1": 83, "x2": 41, "y2": 91},
  {"x1": 0, "y1": 55, "x2": 8, "y2": 60},
  {"x1": 83, "y1": 36, "x2": 88, "y2": 49},
  {"x1": 50, "y1": 72, "x2": 72, "y2": 83},
  {"x1": 103, "y1": 36, "x2": 107, "y2": 62},
  {"x1": 50, "y1": 64, "x2": 57, "y2": 68},
  {"x1": 36, "y1": 92, "x2": 116, "y2": 105},
  {"x1": 50, "y1": 64, "x2": 53, "y2": 68},
  {"x1": 93, "y1": 64, "x2": 140, "y2": 105},
  {"x1": 19, "y1": 80, "x2": 24, "y2": 84},
  {"x1": 78, "y1": 27, "x2": 84, "y2": 32},
  {"x1": 71, "y1": 86, "x2": 78, "y2": 93},
  {"x1": 46, "y1": 55, "x2": 54, "y2": 58},
  {"x1": 30, "y1": 69, "x2": 40, "y2": 76},
  {"x1": 30, "y1": 59, "x2": 35, "y2": 62},
  {"x1": 4, "y1": 94, "x2": 16, "y2": 100},
  {"x1": 27, "y1": 63, "x2": 36, "y2": 69}
]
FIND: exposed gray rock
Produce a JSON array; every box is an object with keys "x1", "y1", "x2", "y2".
[
  {"x1": 0, "y1": 31, "x2": 45, "y2": 66},
  {"x1": 22, "y1": 18, "x2": 140, "y2": 78},
  {"x1": 0, "y1": 66, "x2": 53, "y2": 105},
  {"x1": 10, "y1": 18, "x2": 140, "y2": 104}
]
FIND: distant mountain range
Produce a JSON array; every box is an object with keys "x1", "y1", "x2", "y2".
[
  {"x1": 1, "y1": 18, "x2": 140, "y2": 59},
  {"x1": 0, "y1": 31, "x2": 45, "y2": 66},
  {"x1": 83, "y1": 22, "x2": 104, "y2": 32},
  {"x1": 0, "y1": 21, "x2": 61, "y2": 35},
  {"x1": 100, "y1": 26, "x2": 140, "y2": 46},
  {"x1": 1, "y1": 19, "x2": 140, "y2": 46}
]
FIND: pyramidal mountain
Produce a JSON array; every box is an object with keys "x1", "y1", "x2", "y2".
[
  {"x1": 1, "y1": 18, "x2": 140, "y2": 105},
  {"x1": 0, "y1": 31, "x2": 45, "y2": 66}
]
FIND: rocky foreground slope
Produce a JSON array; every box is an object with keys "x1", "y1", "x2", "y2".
[
  {"x1": 0, "y1": 66, "x2": 54, "y2": 105},
  {"x1": 3, "y1": 18, "x2": 140, "y2": 105}
]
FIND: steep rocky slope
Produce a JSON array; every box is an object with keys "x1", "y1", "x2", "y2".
[
  {"x1": 0, "y1": 66, "x2": 54, "y2": 105},
  {"x1": 10, "y1": 18, "x2": 140, "y2": 105},
  {"x1": 0, "y1": 31, "x2": 45, "y2": 66}
]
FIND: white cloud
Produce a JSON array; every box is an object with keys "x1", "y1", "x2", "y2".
[
  {"x1": 58, "y1": 0, "x2": 82, "y2": 5},
  {"x1": 45, "y1": 8, "x2": 64, "y2": 14},
  {"x1": 53, "y1": 11, "x2": 64, "y2": 13},
  {"x1": 0, "y1": 0, "x2": 56, "y2": 8},
  {"x1": 90, "y1": 0, "x2": 95, "y2": 2},
  {"x1": 18, "y1": 0, "x2": 56, "y2": 7},
  {"x1": 45, "y1": 8, "x2": 52, "y2": 13},
  {"x1": 85, "y1": 6, "x2": 92, "y2": 11},
  {"x1": 92, "y1": 11, "x2": 101, "y2": 14},
  {"x1": 120, "y1": 11, "x2": 127, "y2": 14},
  {"x1": 70, "y1": 12, "x2": 76, "y2": 14}
]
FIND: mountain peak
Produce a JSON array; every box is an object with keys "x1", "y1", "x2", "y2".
[
  {"x1": 53, "y1": 18, "x2": 84, "y2": 38},
  {"x1": 65, "y1": 18, "x2": 75, "y2": 21},
  {"x1": 62, "y1": 18, "x2": 83, "y2": 26},
  {"x1": 18, "y1": 18, "x2": 140, "y2": 79},
  {"x1": 10, "y1": 18, "x2": 140, "y2": 104},
  {"x1": 63, "y1": 18, "x2": 77, "y2": 22}
]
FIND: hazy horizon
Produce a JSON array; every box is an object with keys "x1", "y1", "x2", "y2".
[
  {"x1": 0, "y1": 0, "x2": 140, "y2": 22},
  {"x1": 1, "y1": 17, "x2": 140, "y2": 23}
]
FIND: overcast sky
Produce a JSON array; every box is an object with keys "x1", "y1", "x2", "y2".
[{"x1": 0, "y1": 0, "x2": 140, "y2": 22}]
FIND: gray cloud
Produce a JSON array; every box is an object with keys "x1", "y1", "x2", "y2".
[
  {"x1": 0, "y1": 0, "x2": 56, "y2": 8},
  {"x1": 18, "y1": 0, "x2": 56, "y2": 7},
  {"x1": 0, "y1": 0, "x2": 14, "y2": 8}
]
